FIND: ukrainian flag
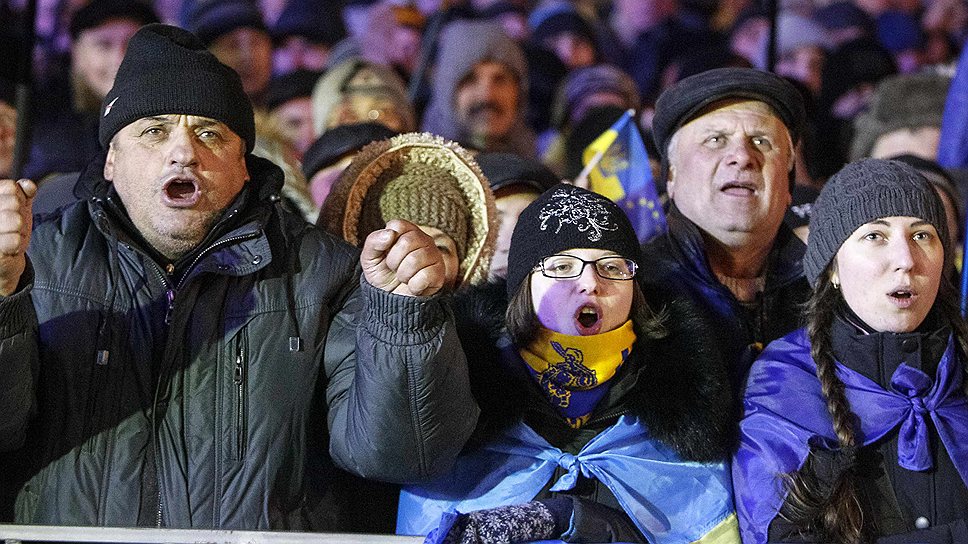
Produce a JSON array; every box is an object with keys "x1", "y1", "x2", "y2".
[{"x1": 582, "y1": 109, "x2": 666, "y2": 244}]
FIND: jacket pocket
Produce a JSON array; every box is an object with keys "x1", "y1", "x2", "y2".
[
  {"x1": 233, "y1": 331, "x2": 248, "y2": 462},
  {"x1": 82, "y1": 349, "x2": 111, "y2": 454}
]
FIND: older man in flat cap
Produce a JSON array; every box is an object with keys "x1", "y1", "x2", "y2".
[
  {"x1": 641, "y1": 67, "x2": 811, "y2": 392},
  {"x1": 0, "y1": 24, "x2": 475, "y2": 529}
]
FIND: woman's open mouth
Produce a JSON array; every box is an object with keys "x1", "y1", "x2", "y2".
[
  {"x1": 574, "y1": 304, "x2": 603, "y2": 335},
  {"x1": 888, "y1": 288, "x2": 917, "y2": 309}
]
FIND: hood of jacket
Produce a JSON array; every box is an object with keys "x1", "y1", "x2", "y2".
[{"x1": 420, "y1": 20, "x2": 536, "y2": 157}]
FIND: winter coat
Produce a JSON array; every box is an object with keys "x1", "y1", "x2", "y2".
[
  {"x1": 640, "y1": 205, "x2": 811, "y2": 393},
  {"x1": 0, "y1": 153, "x2": 477, "y2": 529},
  {"x1": 407, "y1": 281, "x2": 737, "y2": 542},
  {"x1": 733, "y1": 317, "x2": 968, "y2": 543}
]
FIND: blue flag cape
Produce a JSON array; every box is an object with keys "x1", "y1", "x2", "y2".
[
  {"x1": 733, "y1": 329, "x2": 968, "y2": 544},
  {"x1": 397, "y1": 415, "x2": 734, "y2": 543}
]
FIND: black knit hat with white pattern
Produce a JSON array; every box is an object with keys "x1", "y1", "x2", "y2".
[{"x1": 506, "y1": 183, "x2": 641, "y2": 299}]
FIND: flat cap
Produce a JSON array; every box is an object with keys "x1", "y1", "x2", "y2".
[
  {"x1": 301, "y1": 122, "x2": 398, "y2": 179},
  {"x1": 652, "y1": 67, "x2": 806, "y2": 159}
]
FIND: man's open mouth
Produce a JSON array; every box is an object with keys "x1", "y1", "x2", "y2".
[{"x1": 162, "y1": 178, "x2": 200, "y2": 207}]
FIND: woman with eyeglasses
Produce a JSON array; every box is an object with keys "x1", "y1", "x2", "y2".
[
  {"x1": 397, "y1": 184, "x2": 740, "y2": 543},
  {"x1": 734, "y1": 159, "x2": 968, "y2": 544}
]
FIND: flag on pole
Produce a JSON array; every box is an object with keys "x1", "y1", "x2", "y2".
[{"x1": 581, "y1": 109, "x2": 666, "y2": 244}]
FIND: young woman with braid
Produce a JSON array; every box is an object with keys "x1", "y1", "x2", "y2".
[{"x1": 733, "y1": 158, "x2": 968, "y2": 544}]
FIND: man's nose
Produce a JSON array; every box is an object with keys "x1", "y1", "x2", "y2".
[
  {"x1": 166, "y1": 127, "x2": 198, "y2": 167},
  {"x1": 725, "y1": 139, "x2": 758, "y2": 169}
]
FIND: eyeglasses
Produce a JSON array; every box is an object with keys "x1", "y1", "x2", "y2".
[{"x1": 534, "y1": 255, "x2": 638, "y2": 280}]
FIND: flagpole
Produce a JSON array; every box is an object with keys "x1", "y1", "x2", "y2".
[
  {"x1": 12, "y1": 0, "x2": 38, "y2": 179},
  {"x1": 573, "y1": 148, "x2": 605, "y2": 190}
]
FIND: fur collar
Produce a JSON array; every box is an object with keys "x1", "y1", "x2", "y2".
[{"x1": 452, "y1": 280, "x2": 736, "y2": 462}]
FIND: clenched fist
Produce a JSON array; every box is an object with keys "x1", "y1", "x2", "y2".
[
  {"x1": 361, "y1": 219, "x2": 446, "y2": 297},
  {"x1": 0, "y1": 179, "x2": 36, "y2": 296}
]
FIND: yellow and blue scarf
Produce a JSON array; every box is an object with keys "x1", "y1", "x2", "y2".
[{"x1": 519, "y1": 321, "x2": 635, "y2": 428}]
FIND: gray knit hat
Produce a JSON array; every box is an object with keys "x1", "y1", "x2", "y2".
[
  {"x1": 804, "y1": 158, "x2": 949, "y2": 286},
  {"x1": 849, "y1": 73, "x2": 951, "y2": 161}
]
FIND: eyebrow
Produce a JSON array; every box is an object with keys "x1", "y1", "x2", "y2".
[
  {"x1": 866, "y1": 219, "x2": 931, "y2": 227},
  {"x1": 140, "y1": 116, "x2": 174, "y2": 125},
  {"x1": 138, "y1": 116, "x2": 222, "y2": 129}
]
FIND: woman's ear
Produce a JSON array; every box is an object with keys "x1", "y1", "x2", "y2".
[{"x1": 829, "y1": 261, "x2": 840, "y2": 289}]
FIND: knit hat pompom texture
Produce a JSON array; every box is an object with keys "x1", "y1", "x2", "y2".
[
  {"x1": 99, "y1": 24, "x2": 255, "y2": 151},
  {"x1": 318, "y1": 132, "x2": 496, "y2": 287},
  {"x1": 506, "y1": 183, "x2": 642, "y2": 299},
  {"x1": 373, "y1": 163, "x2": 469, "y2": 258},
  {"x1": 804, "y1": 158, "x2": 948, "y2": 286}
]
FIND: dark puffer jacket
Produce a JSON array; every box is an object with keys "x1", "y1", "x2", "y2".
[{"x1": 0, "y1": 154, "x2": 477, "y2": 529}]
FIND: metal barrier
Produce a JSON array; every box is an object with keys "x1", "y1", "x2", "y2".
[{"x1": 0, "y1": 525, "x2": 423, "y2": 543}]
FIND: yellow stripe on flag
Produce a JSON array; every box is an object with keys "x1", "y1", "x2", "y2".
[{"x1": 582, "y1": 128, "x2": 626, "y2": 201}]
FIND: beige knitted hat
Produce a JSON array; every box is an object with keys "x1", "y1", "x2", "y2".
[
  {"x1": 319, "y1": 132, "x2": 496, "y2": 287},
  {"x1": 373, "y1": 165, "x2": 469, "y2": 258}
]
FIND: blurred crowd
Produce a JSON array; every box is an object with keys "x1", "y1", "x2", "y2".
[{"x1": 2, "y1": 0, "x2": 966, "y2": 227}]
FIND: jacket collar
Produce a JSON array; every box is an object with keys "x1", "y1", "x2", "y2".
[
  {"x1": 665, "y1": 204, "x2": 806, "y2": 290},
  {"x1": 831, "y1": 305, "x2": 950, "y2": 389}
]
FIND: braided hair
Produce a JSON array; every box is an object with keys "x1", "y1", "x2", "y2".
[{"x1": 780, "y1": 265, "x2": 968, "y2": 543}]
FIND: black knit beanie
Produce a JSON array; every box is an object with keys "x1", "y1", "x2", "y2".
[
  {"x1": 804, "y1": 158, "x2": 948, "y2": 286},
  {"x1": 506, "y1": 183, "x2": 642, "y2": 299},
  {"x1": 99, "y1": 23, "x2": 255, "y2": 152}
]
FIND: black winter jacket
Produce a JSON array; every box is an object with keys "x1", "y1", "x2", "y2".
[
  {"x1": 767, "y1": 313, "x2": 968, "y2": 543},
  {"x1": 0, "y1": 154, "x2": 477, "y2": 529},
  {"x1": 640, "y1": 206, "x2": 811, "y2": 393}
]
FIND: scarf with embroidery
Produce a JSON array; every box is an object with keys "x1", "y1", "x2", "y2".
[{"x1": 518, "y1": 321, "x2": 635, "y2": 428}]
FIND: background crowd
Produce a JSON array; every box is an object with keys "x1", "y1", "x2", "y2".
[
  {"x1": 1, "y1": 0, "x2": 968, "y2": 541},
  {"x1": 3, "y1": 0, "x2": 968, "y2": 208}
]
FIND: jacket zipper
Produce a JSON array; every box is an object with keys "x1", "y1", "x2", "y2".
[
  {"x1": 163, "y1": 231, "x2": 261, "y2": 324},
  {"x1": 148, "y1": 230, "x2": 260, "y2": 526},
  {"x1": 585, "y1": 408, "x2": 631, "y2": 427},
  {"x1": 234, "y1": 335, "x2": 247, "y2": 461}
]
